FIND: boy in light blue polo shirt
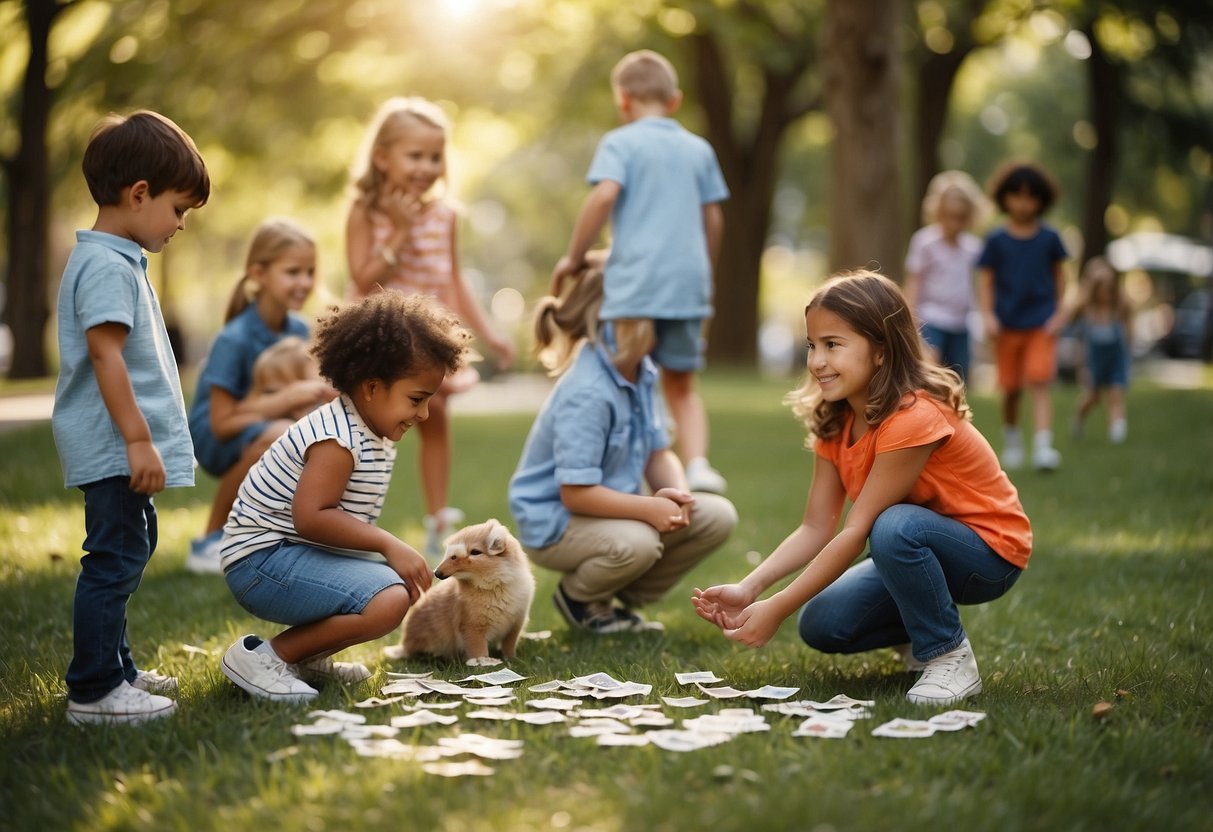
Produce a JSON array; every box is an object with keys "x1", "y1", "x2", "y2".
[
  {"x1": 552, "y1": 49, "x2": 731, "y2": 495},
  {"x1": 52, "y1": 110, "x2": 209, "y2": 724}
]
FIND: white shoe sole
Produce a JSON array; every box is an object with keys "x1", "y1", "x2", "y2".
[
  {"x1": 67, "y1": 700, "x2": 177, "y2": 725},
  {"x1": 221, "y1": 654, "x2": 317, "y2": 703}
]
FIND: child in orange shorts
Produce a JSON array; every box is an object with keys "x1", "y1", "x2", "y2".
[{"x1": 977, "y1": 161, "x2": 1068, "y2": 471}]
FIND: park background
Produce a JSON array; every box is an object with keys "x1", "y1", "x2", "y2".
[{"x1": 2, "y1": 1, "x2": 1212, "y2": 831}]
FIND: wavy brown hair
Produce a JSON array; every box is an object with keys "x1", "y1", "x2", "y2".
[{"x1": 785, "y1": 270, "x2": 970, "y2": 444}]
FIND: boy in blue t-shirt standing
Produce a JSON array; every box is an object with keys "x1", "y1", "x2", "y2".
[
  {"x1": 977, "y1": 161, "x2": 1068, "y2": 472},
  {"x1": 52, "y1": 111, "x2": 209, "y2": 724},
  {"x1": 551, "y1": 49, "x2": 731, "y2": 494}
]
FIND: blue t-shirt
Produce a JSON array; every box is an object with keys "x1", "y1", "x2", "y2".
[
  {"x1": 52, "y1": 230, "x2": 194, "y2": 488},
  {"x1": 508, "y1": 338, "x2": 669, "y2": 550},
  {"x1": 977, "y1": 225, "x2": 1068, "y2": 329},
  {"x1": 587, "y1": 117, "x2": 730, "y2": 321},
  {"x1": 188, "y1": 304, "x2": 309, "y2": 451}
]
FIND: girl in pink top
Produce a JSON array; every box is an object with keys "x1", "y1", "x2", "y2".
[
  {"x1": 694, "y1": 270, "x2": 1031, "y2": 706},
  {"x1": 346, "y1": 97, "x2": 515, "y2": 557}
]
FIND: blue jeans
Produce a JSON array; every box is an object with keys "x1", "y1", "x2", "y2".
[
  {"x1": 798, "y1": 504, "x2": 1021, "y2": 662},
  {"x1": 66, "y1": 476, "x2": 158, "y2": 703},
  {"x1": 920, "y1": 324, "x2": 971, "y2": 383}
]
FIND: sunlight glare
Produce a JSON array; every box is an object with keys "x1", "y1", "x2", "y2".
[{"x1": 440, "y1": 0, "x2": 479, "y2": 18}]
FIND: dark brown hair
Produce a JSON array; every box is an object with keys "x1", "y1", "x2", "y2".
[
  {"x1": 786, "y1": 270, "x2": 970, "y2": 443},
  {"x1": 987, "y1": 160, "x2": 1058, "y2": 216},
  {"x1": 311, "y1": 292, "x2": 471, "y2": 395},
  {"x1": 82, "y1": 110, "x2": 210, "y2": 207}
]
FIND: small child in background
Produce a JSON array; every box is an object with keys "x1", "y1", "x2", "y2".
[
  {"x1": 977, "y1": 161, "x2": 1069, "y2": 471},
  {"x1": 904, "y1": 170, "x2": 986, "y2": 383},
  {"x1": 248, "y1": 336, "x2": 323, "y2": 421},
  {"x1": 52, "y1": 110, "x2": 209, "y2": 724},
  {"x1": 1071, "y1": 256, "x2": 1131, "y2": 443},
  {"x1": 345, "y1": 96, "x2": 515, "y2": 557},
  {"x1": 693, "y1": 271, "x2": 1031, "y2": 706},
  {"x1": 551, "y1": 49, "x2": 731, "y2": 495},
  {"x1": 186, "y1": 218, "x2": 335, "y2": 574},
  {"x1": 510, "y1": 258, "x2": 737, "y2": 634},
  {"x1": 220, "y1": 292, "x2": 472, "y2": 703}
]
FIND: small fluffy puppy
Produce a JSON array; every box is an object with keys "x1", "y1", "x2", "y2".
[{"x1": 395, "y1": 519, "x2": 535, "y2": 667}]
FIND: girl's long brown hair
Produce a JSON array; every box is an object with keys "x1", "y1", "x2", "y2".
[{"x1": 785, "y1": 270, "x2": 970, "y2": 444}]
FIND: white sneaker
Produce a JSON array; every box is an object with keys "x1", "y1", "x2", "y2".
[
  {"x1": 221, "y1": 635, "x2": 318, "y2": 703},
  {"x1": 185, "y1": 530, "x2": 224, "y2": 575},
  {"x1": 294, "y1": 655, "x2": 372, "y2": 684},
  {"x1": 906, "y1": 638, "x2": 982, "y2": 705},
  {"x1": 1033, "y1": 445, "x2": 1062, "y2": 471},
  {"x1": 1109, "y1": 418, "x2": 1127, "y2": 444},
  {"x1": 132, "y1": 668, "x2": 179, "y2": 695},
  {"x1": 892, "y1": 643, "x2": 926, "y2": 672},
  {"x1": 1000, "y1": 445, "x2": 1024, "y2": 470},
  {"x1": 67, "y1": 681, "x2": 176, "y2": 725},
  {"x1": 686, "y1": 457, "x2": 728, "y2": 494},
  {"x1": 423, "y1": 506, "x2": 465, "y2": 560}
]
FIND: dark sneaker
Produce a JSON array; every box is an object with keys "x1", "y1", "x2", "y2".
[
  {"x1": 553, "y1": 585, "x2": 634, "y2": 634},
  {"x1": 615, "y1": 606, "x2": 665, "y2": 632}
]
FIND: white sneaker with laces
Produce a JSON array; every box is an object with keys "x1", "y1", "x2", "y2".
[
  {"x1": 424, "y1": 506, "x2": 466, "y2": 560},
  {"x1": 906, "y1": 638, "x2": 982, "y2": 705},
  {"x1": 67, "y1": 681, "x2": 177, "y2": 725},
  {"x1": 685, "y1": 457, "x2": 728, "y2": 494},
  {"x1": 294, "y1": 655, "x2": 372, "y2": 684},
  {"x1": 185, "y1": 530, "x2": 225, "y2": 575},
  {"x1": 221, "y1": 635, "x2": 318, "y2": 703},
  {"x1": 132, "y1": 668, "x2": 179, "y2": 695}
]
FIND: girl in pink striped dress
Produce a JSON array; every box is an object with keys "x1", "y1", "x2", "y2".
[{"x1": 346, "y1": 97, "x2": 515, "y2": 557}]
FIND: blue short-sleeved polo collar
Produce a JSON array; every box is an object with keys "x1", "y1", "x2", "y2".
[{"x1": 76, "y1": 230, "x2": 147, "y2": 272}]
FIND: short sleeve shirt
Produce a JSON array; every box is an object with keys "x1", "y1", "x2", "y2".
[
  {"x1": 52, "y1": 230, "x2": 194, "y2": 488},
  {"x1": 188, "y1": 305, "x2": 310, "y2": 446},
  {"x1": 977, "y1": 225, "x2": 1067, "y2": 329},
  {"x1": 508, "y1": 340, "x2": 669, "y2": 549},
  {"x1": 587, "y1": 117, "x2": 729, "y2": 320},
  {"x1": 904, "y1": 225, "x2": 981, "y2": 331},
  {"x1": 815, "y1": 392, "x2": 1032, "y2": 568},
  {"x1": 221, "y1": 394, "x2": 395, "y2": 569}
]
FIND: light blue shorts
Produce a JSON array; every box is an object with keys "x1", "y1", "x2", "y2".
[{"x1": 224, "y1": 541, "x2": 404, "y2": 626}]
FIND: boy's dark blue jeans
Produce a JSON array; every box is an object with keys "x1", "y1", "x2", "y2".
[{"x1": 66, "y1": 476, "x2": 157, "y2": 703}]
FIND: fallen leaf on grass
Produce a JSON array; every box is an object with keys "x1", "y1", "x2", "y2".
[{"x1": 1091, "y1": 701, "x2": 1115, "y2": 720}]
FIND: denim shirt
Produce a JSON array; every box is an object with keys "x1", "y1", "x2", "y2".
[{"x1": 509, "y1": 339, "x2": 669, "y2": 549}]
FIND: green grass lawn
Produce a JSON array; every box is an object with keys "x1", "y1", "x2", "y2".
[{"x1": 2, "y1": 372, "x2": 1211, "y2": 832}]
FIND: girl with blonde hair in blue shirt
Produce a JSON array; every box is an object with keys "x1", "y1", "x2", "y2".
[{"x1": 509, "y1": 256, "x2": 737, "y2": 634}]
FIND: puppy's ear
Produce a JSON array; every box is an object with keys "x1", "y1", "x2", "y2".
[{"x1": 485, "y1": 521, "x2": 508, "y2": 556}]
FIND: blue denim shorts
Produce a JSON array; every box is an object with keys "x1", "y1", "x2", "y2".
[
  {"x1": 224, "y1": 540, "x2": 404, "y2": 626},
  {"x1": 651, "y1": 318, "x2": 706, "y2": 372}
]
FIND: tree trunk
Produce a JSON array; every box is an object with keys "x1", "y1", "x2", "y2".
[
  {"x1": 4, "y1": 0, "x2": 64, "y2": 379},
  {"x1": 690, "y1": 30, "x2": 815, "y2": 366},
  {"x1": 1081, "y1": 21, "x2": 1120, "y2": 268},
  {"x1": 824, "y1": 0, "x2": 903, "y2": 280}
]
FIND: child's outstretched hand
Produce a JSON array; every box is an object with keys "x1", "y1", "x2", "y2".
[
  {"x1": 692, "y1": 583, "x2": 754, "y2": 630},
  {"x1": 383, "y1": 538, "x2": 433, "y2": 603},
  {"x1": 716, "y1": 598, "x2": 784, "y2": 649}
]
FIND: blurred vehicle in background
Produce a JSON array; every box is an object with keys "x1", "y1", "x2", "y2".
[{"x1": 1160, "y1": 289, "x2": 1211, "y2": 359}]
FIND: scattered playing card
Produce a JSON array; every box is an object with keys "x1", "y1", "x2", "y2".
[
  {"x1": 390, "y1": 710, "x2": 460, "y2": 728},
  {"x1": 793, "y1": 718, "x2": 854, "y2": 739},
  {"x1": 181, "y1": 643, "x2": 210, "y2": 656},
  {"x1": 353, "y1": 696, "x2": 406, "y2": 709},
  {"x1": 807, "y1": 694, "x2": 876, "y2": 711},
  {"x1": 743, "y1": 685, "x2": 800, "y2": 700},
  {"x1": 513, "y1": 710, "x2": 568, "y2": 725},
  {"x1": 421, "y1": 760, "x2": 495, "y2": 777},
  {"x1": 870, "y1": 718, "x2": 936, "y2": 738},
  {"x1": 463, "y1": 695, "x2": 516, "y2": 707},
  {"x1": 382, "y1": 669, "x2": 434, "y2": 679},
  {"x1": 695, "y1": 684, "x2": 749, "y2": 699},
  {"x1": 290, "y1": 721, "x2": 347, "y2": 736},
  {"x1": 526, "y1": 697, "x2": 582, "y2": 711},
  {"x1": 456, "y1": 669, "x2": 527, "y2": 685},
  {"x1": 927, "y1": 710, "x2": 986, "y2": 731},
  {"x1": 675, "y1": 671, "x2": 723, "y2": 685},
  {"x1": 662, "y1": 696, "x2": 709, "y2": 708},
  {"x1": 380, "y1": 679, "x2": 430, "y2": 696},
  {"x1": 596, "y1": 732, "x2": 651, "y2": 747},
  {"x1": 264, "y1": 745, "x2": 301, "y2": 763},
  {"x1": 646, "y1": 729, "x2": 733, "y2": 752},
  {"x1": 568, "y1": 721, "x2": 632, "y2": 737},
  {"x1": 306, "y1": 710, "x2": 366, "y2": 724},
  {"x1": 527, "y1": 680, "x2": 568, "y2": 693},
  {"x1": 519, "y1": 630, "x2": 552, "y2": 640},
  {"x1": 438, "y1": 734, "x2": 525, "y2": 760},
  {"x1": 337, "y1": 724, "x2": 399, "y2": 740}
]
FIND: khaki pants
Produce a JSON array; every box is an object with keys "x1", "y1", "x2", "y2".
[{"x1": 527, "y1": 493, "x2": 738, "y2": 606}]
